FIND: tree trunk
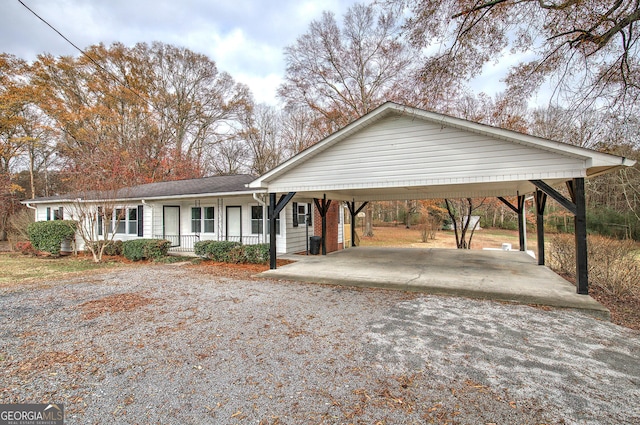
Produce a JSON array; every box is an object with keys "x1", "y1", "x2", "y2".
[{"x1": 363, "y1": 204, "x2": 374, "y2": 237}]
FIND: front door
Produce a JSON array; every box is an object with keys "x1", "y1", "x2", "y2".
[
  {"x1": 163, "y1": 206, "x2": 180, "y2": 247},
  {"x1": 226, "y1": 206, "x2": 242, "y2": 242}
]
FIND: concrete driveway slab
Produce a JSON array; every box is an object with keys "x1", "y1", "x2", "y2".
[{"x1": 260, "y1": 247, "x2": 609, "y2": 318}]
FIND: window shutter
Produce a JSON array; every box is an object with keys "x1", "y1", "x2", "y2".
[
  {"x1": 137, "y1": 205, "x2": 144, "y2": 237},
  {"x1": 292, "y1": 202, "x2": 299, "y2": 227},
  {"x1": 307, "y1": 203, "x2": 312, "y2": 226},
  {"x1": 98, "y1": 207, "x2": 103, "y2": 236}
]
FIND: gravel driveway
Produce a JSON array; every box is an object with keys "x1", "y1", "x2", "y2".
[{"x1": 1, "y1": 264, "x2": 639, "y2": 424}]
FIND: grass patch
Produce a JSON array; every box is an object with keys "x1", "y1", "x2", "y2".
[{"x1": 0, "y1": 252, "x2": 122, "y2": 286}]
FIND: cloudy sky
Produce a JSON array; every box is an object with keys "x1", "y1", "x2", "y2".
[{"x1": 1, "y1": 0, "x2": 362, "y2": 105}]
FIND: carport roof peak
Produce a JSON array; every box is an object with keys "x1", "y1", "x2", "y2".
[{"x1": 250, "y1": 102, "x2": 634, "y2": 192}]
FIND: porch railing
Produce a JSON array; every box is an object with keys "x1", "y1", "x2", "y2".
[
  {"x1": 154, "y1": 234, "x2": 265, "y2": 252},
  {"x1": 153, "y1": 234, "x2": 200, "y2": 252},
  {"x1": 225, "y1": 235, "x2": 264, "y2": 245}
]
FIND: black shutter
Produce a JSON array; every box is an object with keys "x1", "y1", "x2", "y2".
[
  {"x1": 137, "y1": 205, "x2": 144, "y2": 237},
  {"x1": 307, "y1": 203, "x2": 312, "y2": 226},
  {"x1": 98, "y1": 207, "x2": 103, "y2": 236},
  {"x1": 292, "y1": 202, "x2": 299, "y2": 227}
]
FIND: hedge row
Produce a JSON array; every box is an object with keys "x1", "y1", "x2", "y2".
[
  {"x1": 122, "y1": 239, "x2": 171, "y2": 261},
  {"x1": 194, "y1": 241, "x2": 270, "y2": 264},
  {"x1": 85, "y1": 240, "x2": 124, "y2": 256},
  {"x1": 27, "y1": 220, "x2": 77, "y2": 256}
]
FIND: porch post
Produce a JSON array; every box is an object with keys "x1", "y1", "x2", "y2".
[
  {"x1": 517, "y1": 195, "x2": 526, "y2": 251},
  {"x1": 269, "y1": 192, "x2": 277, "y2": 270},
  {"x1": 321, "y1": 195, "x2": 328, "y2": 255},
  {"x1": 530, "y1": 179, "x2": 588, "y2": 294},
  {"x1": 535, "y1": 189, "x2": 547, "y2": 265},
  {"x1": 347, "y1": 200, "x2": 368, "y2": 247},
  {"x1": 313, "y1": 195, "x2": 332, "y2": 255},
  {"x1": 572, "y1": 178, "x2": 589, "y2": 294},
  {"x1": 350, "y1": 202, "x2": 356, "y2": 247}
]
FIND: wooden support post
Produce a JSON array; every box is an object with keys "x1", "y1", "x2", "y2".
[
  {"x1": 350, "y1": 202, "x2": 356, "y2": 247},
  {"x1": 268, "y1": 191, "x2": 296, "y2": 270},
  {"x1": 347, "y1": 200, "x2": 368, "y2": 247},
  {"x1": 313, "y1": 195, "x2": 332, "y2": 255},
  {"x1": 572, "y1": 178, "x2": 589, "y2": 294},
  {"x1": 322, "y1": 195, "x2": 329, "y2": 255},
  {"x1": 531, "y1": 179, "x2": 588, "y2": 295},
  {"x1": 535, "y1": 189, "x2": 547, "y2": 266},
  {"x1": 269, "y1": 192, "x2": 277, "y2": 270},
  {"x1": 517, "y1": 195, "x2": 526, "y2": 251},
  {"x1": 497, "y1": 196, "x2": 526, "y2": 250}
]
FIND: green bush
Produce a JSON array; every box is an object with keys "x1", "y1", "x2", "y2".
[
  {"x1": 193, "y1": 241, "x2": 270, "y2": 264},
  {"x1": 228, "y1": 245, "x2": 247, "y2": 263},
  {"x1": 244, "y1": 243, "x2": 270, "y2": 264},
  {"x1": 122, "y1": 239, "x2": 171, "y2": 261},
  {"x1": 587, "y1": 207, "x2": 639, "y2": 240},
  {"x1": 27, "y1": 220, "x2": 77, "y2": 256},
  {"x1": 194, "y1": 240, "x2": 241, "y2": 262},
  {"x1": 86, "y1": 240, "x2": 123, "y2": 256}
]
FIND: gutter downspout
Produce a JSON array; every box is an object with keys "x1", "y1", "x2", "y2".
[
  {"x1": 24, "y1": 202, "x2": 37, "y2": 221},
  {"x1": 253, "y1": 193, "x2": 267, "y2": 243}
]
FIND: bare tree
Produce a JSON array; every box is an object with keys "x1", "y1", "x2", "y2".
[
  {"x1": 384, "y1": 0, "x2": 640, "y2": 117},
  {"x1": 280, "y1": 3, "x2": 419, "y2": 237},
  {"x1": 280, "y1": 106, "x2": 324, "y2": 157},
  {"x1": 238, "y1": 104, "x2": 285, "y2": 176},
  {"x1": 66, "y1": 197, "x2": 127, "y2": 263},
  {"x1": 445, "y1": 198, "x2": 486, "y2": 249},
  {"x1": 210, "y1": 138, "x2": 249, "y2": 175},
  {"x1": 279, "y1": 2, "x2": 418, "y2": 135}
]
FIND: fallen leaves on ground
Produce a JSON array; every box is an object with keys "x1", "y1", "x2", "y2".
[
  {"x1": 188, "y1": 259, "x2": 292, "y2": 280},
  {"x1": 80, "y1": 293, "x2": 155, "y2": 320}
]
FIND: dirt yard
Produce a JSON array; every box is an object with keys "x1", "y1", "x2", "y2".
[{"x1": 360, "y1": 226, "x2": 537, "y2": 252}]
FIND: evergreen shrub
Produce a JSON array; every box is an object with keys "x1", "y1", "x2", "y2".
[
  {"x1": 27, "y1": 220, "x2": 77, "y2": 256},
  {"x1": 123, "y1": 239, "x2": 171, "y2": 261}
]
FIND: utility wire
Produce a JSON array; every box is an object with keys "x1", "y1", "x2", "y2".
[{"x1": 17, "y1": 0, "x2": 156, "y2": 111}]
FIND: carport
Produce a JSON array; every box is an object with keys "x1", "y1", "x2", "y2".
[{"x1": 249, "y1": 102, "x2": 634, "y2": 296}]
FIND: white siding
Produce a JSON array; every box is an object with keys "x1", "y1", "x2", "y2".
[
  {"x1": 284, "y1": 199, "x2": 315, "y2": 254},
  {"x1": 147, "y1": 196, "x2": 284, "y2": 251},
  {"x1": 268, "y1": 115, "x2": 586, "y2": 192},
  {"x1": 30, "y1": 196, "x2": 306, "y2": 255}
]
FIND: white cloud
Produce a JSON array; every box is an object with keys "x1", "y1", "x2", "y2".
[{"x1": 1, "y1": 0, "x2": 363, "y2": 105}]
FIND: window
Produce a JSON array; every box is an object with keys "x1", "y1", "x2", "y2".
[
  {"x1": 251, "y1": 205, "x2": 279, "y2": 235},
  {"x1": 114, "y1": 207, "x2": 141, "y2": 235},
  {"x1": 204, "y1": 207, "x2": 215, "y2": 233},
  {"x1": 191, "y1": 207, "x2": 215, "y2": 233},
  {"x1": 128, "y1": 208, "x2": 137, "y2": 234},
  {"x1": 115, "y1": 208, "x2": 126, "y2": 233},
  {"x1": 298, "y1": 204, "x2": 307, "y2": 225},
  {"x1": 47, "y1": 207, "x2": 63, "y2": 221},
  {"x1": 191, "y1": 207, "x2": 202, "y2": 233},
  {"x1": 293, "y1": 202, "x2": 312, "y2": 227}
]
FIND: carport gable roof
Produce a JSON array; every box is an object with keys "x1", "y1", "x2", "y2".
[{"x1": 249, "y1": 102, "x2": 634, "y2": 201}]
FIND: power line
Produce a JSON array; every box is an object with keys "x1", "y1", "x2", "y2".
[{"x1": 17, "y1": 0, "x2": 155, "y2": 110}]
